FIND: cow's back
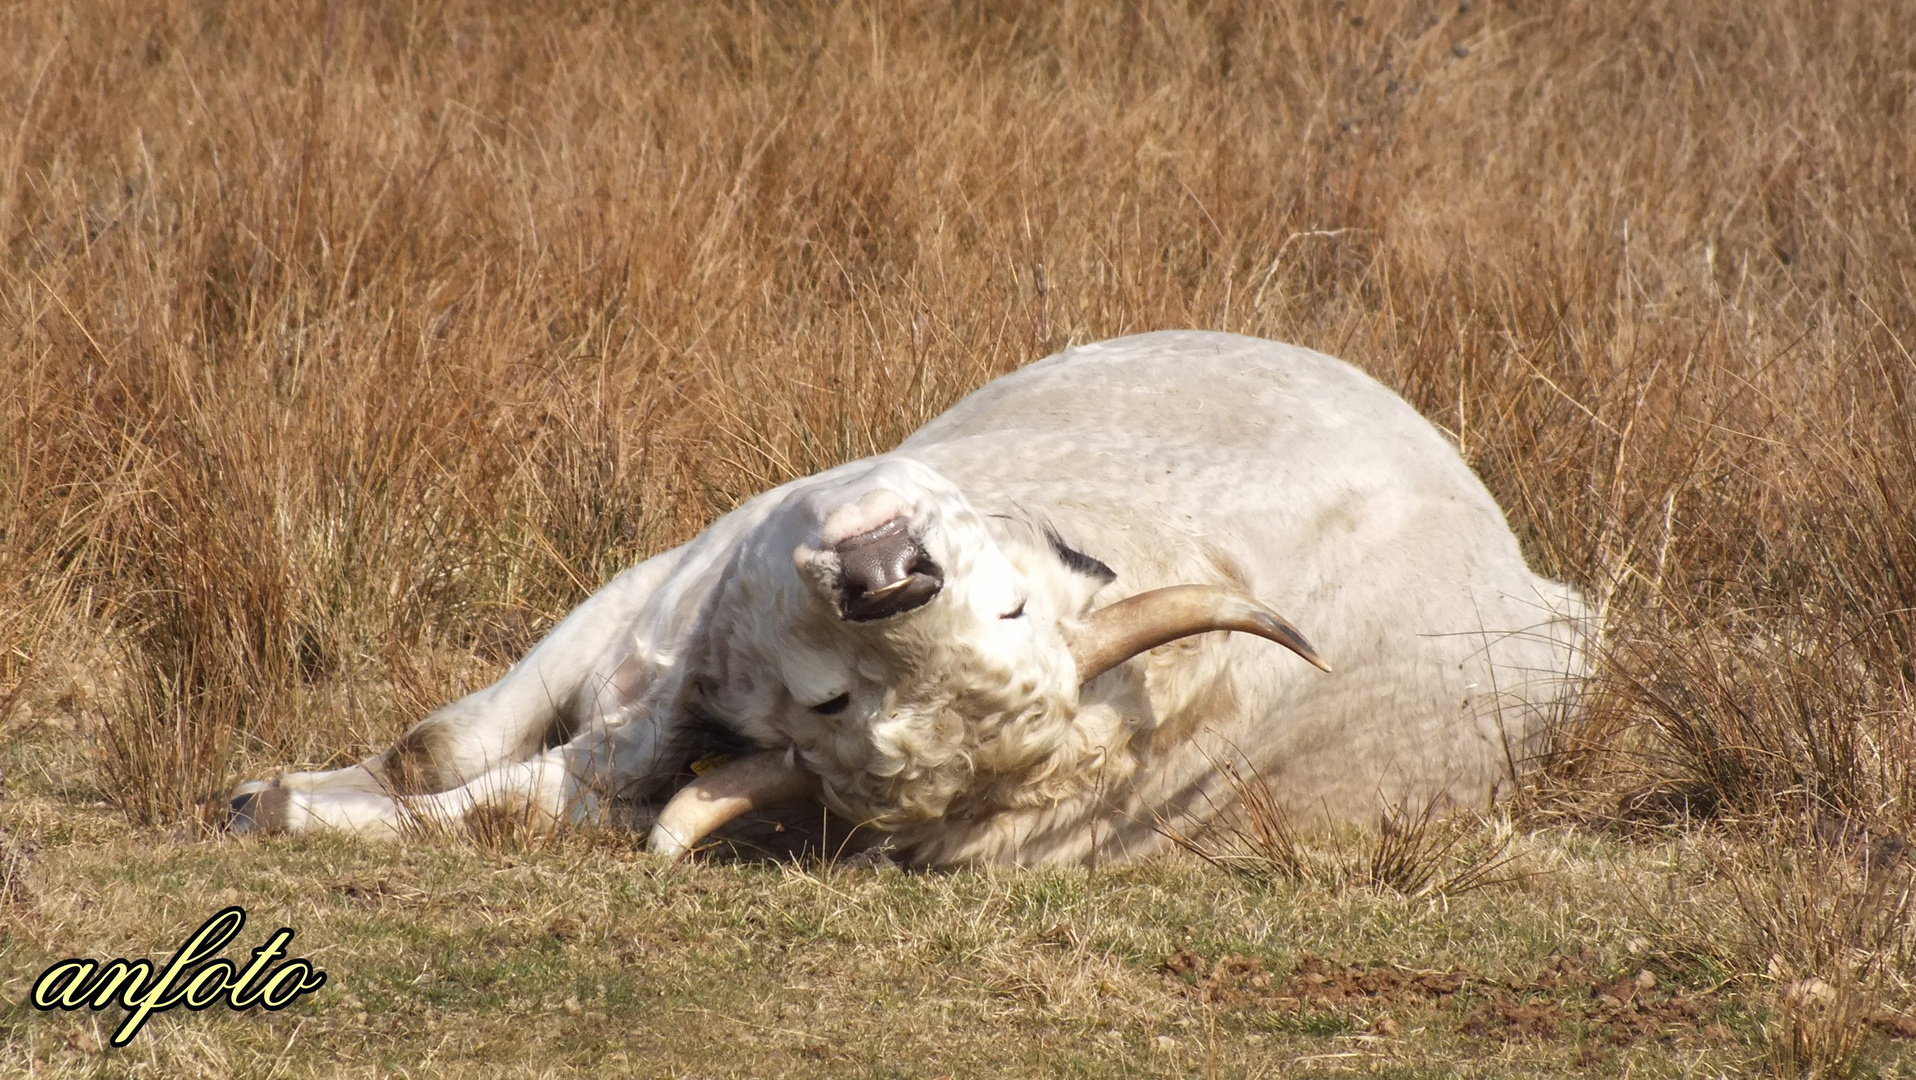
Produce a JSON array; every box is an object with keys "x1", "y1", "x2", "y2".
[{"x1": 897, "y1": 331, "x2": 1590, "y2": 853}]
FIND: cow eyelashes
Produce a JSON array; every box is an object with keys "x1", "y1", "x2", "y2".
[
  {"x1": 811, "y1": 692, "x2": 851, "y2": 715},
  {"x1": 1000, "y1": 601, "x2": 1026, "y2": 620}
]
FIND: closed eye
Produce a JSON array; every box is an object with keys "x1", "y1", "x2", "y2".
[
  {"x1": 1000, "y1": 601, "x2": 1026, "y2": 619},
  {"x1": 811, "y1": 692, "x2": 851, "y2": 715}
]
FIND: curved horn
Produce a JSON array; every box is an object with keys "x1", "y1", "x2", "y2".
[
  {"x1": 648, "y1": 750, "x2": 819, "y2": 861},
  {"x1": 1068, "y1": 584, "x2": 1332, "y2": 683}
]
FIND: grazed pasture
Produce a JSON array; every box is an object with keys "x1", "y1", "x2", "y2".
[{"x1": 2, "y1": 0, "x2": 1912, "y2": 1075}]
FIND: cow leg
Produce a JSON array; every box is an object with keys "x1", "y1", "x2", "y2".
[
  {"x1": 230, "y1": 713, "x2": 677, "y2": 837},
  {"x1": 228, "y1": 655, "x2": 620, "y2": 816},
  {"x1": 229, "y1": 549, "x2": 689, "y2": 827},
  {"x1": 229, "y1": 749, "x2": 587, "y2": 837},
  {"x1": 227, "y1": 687, "x2": 575, "y2": 810}
]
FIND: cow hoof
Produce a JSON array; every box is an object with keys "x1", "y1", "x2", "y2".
[{"x1": 227, "y1": 782, "x2": 292, "y2": 834}]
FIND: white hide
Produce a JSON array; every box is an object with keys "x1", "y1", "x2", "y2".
[{"x1": 232, "y1": 332, "x2": 1593, "y2": 865}]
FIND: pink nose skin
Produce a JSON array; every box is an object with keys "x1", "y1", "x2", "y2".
[{"x1": 818, "y1": 489, "x2": 914, "y2": 549}]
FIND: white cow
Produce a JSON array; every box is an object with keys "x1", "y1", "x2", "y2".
[{"x1": 229, "y1": 331, "x2": 1592, "y2": 865}]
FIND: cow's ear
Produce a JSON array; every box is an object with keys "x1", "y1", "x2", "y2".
[
  {"x1": 1046, "y1": 529, "x2": 1117, "y2": 586},
  {"x1": 677, "y1": 674, "x2": 721, "y2": 724},
  {"x1": 1039, "y1": 529, "x2": 1117, "y2": 621}
]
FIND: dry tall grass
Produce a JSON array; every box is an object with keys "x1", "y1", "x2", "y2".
[
  {"x1": 1, "y1": 0, "x2": 1912, "y2": 840},
  {"x1": 1715, "y1": 822, "x2": 1914, "y2": 1079}
]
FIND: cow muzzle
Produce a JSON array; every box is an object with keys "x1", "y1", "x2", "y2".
[{"x1": 832, "y1": 518, "x2": 944, "y2": 622}]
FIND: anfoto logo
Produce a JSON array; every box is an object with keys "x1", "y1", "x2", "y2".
[{"x1": 29, "y1": 906, "x2": 327, "y2": 1046}]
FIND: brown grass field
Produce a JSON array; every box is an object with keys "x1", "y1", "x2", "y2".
[{"x1": 2, "y1": 0, "x2": 1913, "y2": 1075}]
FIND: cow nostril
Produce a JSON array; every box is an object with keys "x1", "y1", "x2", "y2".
[
  {"x1": 833, "y1": 519, "x2": 944, "y2": 622},
  {"x1": 811, "y1": 693, "x2": 851, "y2": 715}
]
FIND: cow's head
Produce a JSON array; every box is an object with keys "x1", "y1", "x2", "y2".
[{"x1": 649, "y1": 458, "x2": 1328, "y2": 858}]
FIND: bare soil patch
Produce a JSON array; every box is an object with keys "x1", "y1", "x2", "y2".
[{"x1": 1162, "y1": 945, "x2": 1750, "y2": 1050}]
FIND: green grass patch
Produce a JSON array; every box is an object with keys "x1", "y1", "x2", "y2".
[{"x1": 8, "y1": 742, "x2": 1908, "y2": 1078}]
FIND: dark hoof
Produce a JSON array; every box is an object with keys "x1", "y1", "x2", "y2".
[{"x1": 226, "y1": 783, "x2": 289, "y2": 834}]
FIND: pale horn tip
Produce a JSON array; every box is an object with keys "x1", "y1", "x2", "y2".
[
  {"x1": 1069, "y1": 584, "x2": 1332, "y2": 683},
  {"x1": 646, "y1": 822, "x2": 695, "y2": 861},
  {"x1": 647, "y1": 749, "x2": 819, "y2": 861},
  {"x1": 1245, "y1": 605, "x2": 1333, "y2": 672}
]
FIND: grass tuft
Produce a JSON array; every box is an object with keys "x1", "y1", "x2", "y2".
[
  {"x1": 1166, "y1": 755, "x2": 1523, "y2": 898},
  {"x1": 1726, "y1": 824, "x2": 1914, "y2": 1078}
]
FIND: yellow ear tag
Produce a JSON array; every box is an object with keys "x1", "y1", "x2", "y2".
[{"x1": 688, "y1": 752, "x2": 733, "y2": 777}]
